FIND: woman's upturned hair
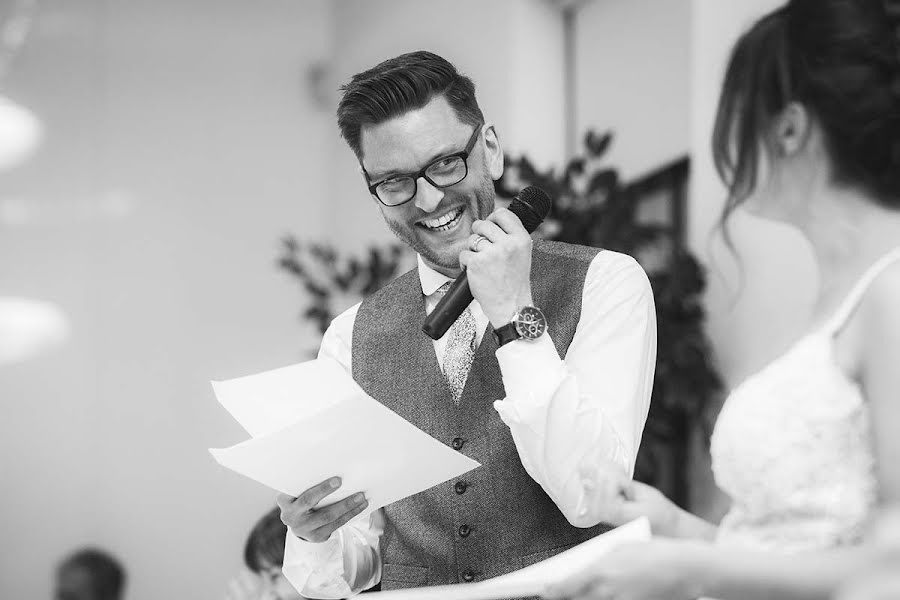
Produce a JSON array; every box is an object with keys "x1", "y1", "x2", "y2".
[{"x1": 712, "y1": 0, "x2": 900, "y2": 228}]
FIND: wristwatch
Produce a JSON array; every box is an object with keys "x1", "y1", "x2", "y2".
[{"x1": 493, "y1": 306, "x2": 548, "y2": 347}]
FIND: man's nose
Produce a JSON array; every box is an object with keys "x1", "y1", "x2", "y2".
[{"x1": 413, "y1": 177, "x2": 444, "y2": 213}]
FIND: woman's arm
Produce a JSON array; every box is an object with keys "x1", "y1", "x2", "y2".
[
  {"x1": 860, "y1": 266, "x2": 900, "y2": 503},
  {"x1": 697, "y1": 543, "x2": 877, "y2": 600},
  {"x1": 544, "y1": 538, "x2": 878, "y2": 600},
  {"x1": 601, "y1": 479, "x2": 719, "y2": 540}
]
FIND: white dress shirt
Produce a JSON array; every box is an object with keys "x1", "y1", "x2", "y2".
[{"x1": 283, "y1": 249, "x2": 657, "y2": 598}]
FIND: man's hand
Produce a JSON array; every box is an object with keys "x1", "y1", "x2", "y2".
[
  {"x1": 458, "y1": 207, "x2": 534, "y2": 327},
  {"x1": 276, "y1": 477, "x2": 368, "y2": 543}
]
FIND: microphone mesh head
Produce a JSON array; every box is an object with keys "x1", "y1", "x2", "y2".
[{"x1": 510, "y1": 186, "x2": 552, "y2": 233}]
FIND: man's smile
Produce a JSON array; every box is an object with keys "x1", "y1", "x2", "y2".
[{"x1": 417, "y1": 206, "x2": 466, "y2": 232}]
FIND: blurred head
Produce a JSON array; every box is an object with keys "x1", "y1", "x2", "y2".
[
  {"x1": 712, "y1": 0, "x2": 900, "y2": 226},
  {"x1": 244, "y1": 507, "x2": 304, "y2": 600},
  {"x1": 337, "y1": 51, "x2": 503, "y2": 276},
  {"x1": 55, "y1": 548, "x2": 125, "y2": 600}
]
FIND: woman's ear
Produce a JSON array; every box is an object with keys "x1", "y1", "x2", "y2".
[{"x1": 773, "y1": 102, "x2": 811, "y2": 156}]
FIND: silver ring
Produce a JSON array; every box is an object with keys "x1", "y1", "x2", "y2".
[{"x1": 470, "y1": 235, "x2": 487, "y2": 252}]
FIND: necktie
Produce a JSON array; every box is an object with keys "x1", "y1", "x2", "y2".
[{"x1": 436, "y1": 282, "x2": 477, "y2": 405}]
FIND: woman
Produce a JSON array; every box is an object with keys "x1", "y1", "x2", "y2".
[
  {"x1": 547, "y1": 0, "x2": 900, "y2": 598},
  {"x1": 834, "y1": 506, "x2": 900, "y2": 599}
]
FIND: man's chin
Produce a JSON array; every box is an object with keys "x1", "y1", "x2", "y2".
[
  {"x1": 421, "y1": 253, "x2": 462, "y2": 276},
  {"x1": 415, "y1": 243, "x2": 463, "y2": 275}
]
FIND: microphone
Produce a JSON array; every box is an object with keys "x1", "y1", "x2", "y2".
[{"x1": 422, "y1": 186, "x2": 552, "y2": 340}]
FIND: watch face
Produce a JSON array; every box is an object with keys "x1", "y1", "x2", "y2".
[{"x1": 514, "y1": 306, "x2": 547, "y2": 340}]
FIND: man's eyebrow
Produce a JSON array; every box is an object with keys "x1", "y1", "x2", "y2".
[{"x1": 367, "y1": 143, "x2": 461, "y2": 182}]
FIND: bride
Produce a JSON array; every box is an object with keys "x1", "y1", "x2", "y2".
[{"x1": 546, "y1": 1, "x2": 900, "y2": 598}]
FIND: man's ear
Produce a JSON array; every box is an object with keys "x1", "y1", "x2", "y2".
[
  {"x1": 356, "y1": 162, "x2": 379, "y2": 206},
  {"x1": 482, "y1": 123, "x2": 504, "y2": 181},
  {"x1": 773, "y1": 102, "x2": 811, "y2": 156}
]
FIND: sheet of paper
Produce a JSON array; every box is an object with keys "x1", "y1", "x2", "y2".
[
  {"x1": 209, "y1": 358, "x2": 481, "y2": 517},
  {"x1": 211, "y1": 359, "x2": 354, "y2": 438},
  {"x1": 366, "y1": 517, "x2": 651, "y2": 600}
]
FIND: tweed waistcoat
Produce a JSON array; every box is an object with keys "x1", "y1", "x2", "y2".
[{"x1": 352, "y1": 240, "x2": 609, "y2": 591}]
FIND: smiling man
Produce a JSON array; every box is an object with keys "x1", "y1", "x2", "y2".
[{"x1": 276, "y1": 51, "x2": 657, "y2": 598}]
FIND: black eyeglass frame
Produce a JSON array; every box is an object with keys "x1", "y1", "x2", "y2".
[{"x1": 363, "y1": 125, "x2": 484, "y2": 207}]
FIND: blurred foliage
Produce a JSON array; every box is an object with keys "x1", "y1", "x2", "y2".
[{"x1": 278, "y1": 239, "x2": 406, "y2": 335}]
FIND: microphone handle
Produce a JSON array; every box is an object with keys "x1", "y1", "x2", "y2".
[{"x1": 421, "y1": 273, "x2": 472, "y2": 340}]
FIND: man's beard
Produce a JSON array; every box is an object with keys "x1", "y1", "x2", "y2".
[{"x1": 386, "y1": 171, "x2": 495, "y2": 273}]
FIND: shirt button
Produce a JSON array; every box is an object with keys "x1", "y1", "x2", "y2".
[
  {"x1": 462, "y1": 570, "x2": 475, "y2": 582},
  {"x1": 451, "y1": 437, "x2": 464, "y2": 451},
  {"x1": 454, "y1": 481, "x2": 468, "y2": 494},
  {"x1": 458, "y1": 524, "x2": 471, "y2": 538}
]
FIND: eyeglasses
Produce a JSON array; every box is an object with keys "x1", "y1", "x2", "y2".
[{"x1": 364, "y1": 126, "x2": 483, "y2": 207}]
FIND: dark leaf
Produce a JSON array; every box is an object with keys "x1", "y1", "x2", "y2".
[{"x1": 585, "y1": 131, "x2": 613, "y2": 157}]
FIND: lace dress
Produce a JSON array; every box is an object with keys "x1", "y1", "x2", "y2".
[{"x1": 709, "y1": 249, "x2": 900, "y2": 552}]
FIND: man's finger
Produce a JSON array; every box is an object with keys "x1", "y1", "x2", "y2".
[
  {"x1": 308, "y1": 496, "x2": 370, "y2": 541},
  {"x1": 471, "y1": 218, "x2": 506, "y2": 242},
  {"x1": 275, "y1": 493, "x2": 296, "y2": 510},
  {"x1": 303, "y1": 492, "x2": 367, "y2": 532},
  {"x1": 488, "y1": 207, "x2": 529, "y2": 235},
  {"x1": 458, "y1": 249, "x2": 474, "y2": 269},
  {"x1": 292, "y1": 477, "x2": 342, "y2": 512}
]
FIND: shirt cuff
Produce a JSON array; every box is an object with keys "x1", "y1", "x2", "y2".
[
  {"x1": 282, "y1": 532, "x2": 352, "y2": 600},
  {"x1": 493, "y1": 333, "x2": 566, "y2": 427}
]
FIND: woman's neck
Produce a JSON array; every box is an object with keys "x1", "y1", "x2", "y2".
[{"x1": 795, "y1": 187, "x2": 900, "y2": 300}]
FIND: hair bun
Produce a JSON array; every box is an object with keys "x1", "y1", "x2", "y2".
[{"x1": 886, "y1": 0, "x2": 900, "y2": 96}]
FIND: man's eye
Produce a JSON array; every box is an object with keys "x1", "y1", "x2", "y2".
[
  {"x1": 430, "y1": 157, "x2": 460, "y2": 172},
  {"x1": 379, "y1": 177, "x2": 410, "y2": 192}
]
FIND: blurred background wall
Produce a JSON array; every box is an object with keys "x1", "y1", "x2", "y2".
[
  {"x1": 0, "y1": 0, "x2": 816, "y2": 598},
  {"x1": 0, "y1": 1, "x2": 333, "y2": 598},
  {"x1": 576, "y1": 0, "x2": 690, "y2": 179}
]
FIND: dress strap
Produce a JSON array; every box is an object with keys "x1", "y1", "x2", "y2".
[{"x1": 822, "y1": 247, "x2": 900, "y2": 336}]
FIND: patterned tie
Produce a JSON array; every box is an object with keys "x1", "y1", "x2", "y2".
[{"x1": 436, "y1": 281, "x2": 477, "y2": 405}]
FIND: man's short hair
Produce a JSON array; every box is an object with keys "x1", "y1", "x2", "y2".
[
  {"x1": 337, "y1": 50, "x2": 485, "y2": 159},
  {"x1": 57, "y1": 548, "x2": 126, "y2": 600}
]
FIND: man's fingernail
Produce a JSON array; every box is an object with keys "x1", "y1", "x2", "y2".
[{"x1": 330, "y1": 477, "x2": 341, "y2": 488}]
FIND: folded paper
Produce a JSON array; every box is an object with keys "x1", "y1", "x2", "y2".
[{"x1": 209, "y1": 358, "x2": 481, "y2": 516}]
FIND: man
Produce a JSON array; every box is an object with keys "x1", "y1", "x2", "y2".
[{"x1": 277, "y1": 50, "x2": 656, "y2": 598}]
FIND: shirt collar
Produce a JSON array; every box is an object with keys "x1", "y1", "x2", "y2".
[{"x1": 417, "y1": 254, "x2": 455, "y2": 296}]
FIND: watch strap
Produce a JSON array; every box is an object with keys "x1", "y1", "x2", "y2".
[{"x1": 492, "y1": 322, "x2": 521, "y2": 347}]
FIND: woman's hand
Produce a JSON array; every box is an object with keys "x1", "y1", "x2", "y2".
[
  {"x1": 543, "y1": 539, "x2": 707, "y2": 600},
  {"x1": 601, "y1": 480, "x2": 682, "y2": 537}
]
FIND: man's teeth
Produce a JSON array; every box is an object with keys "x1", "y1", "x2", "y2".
[{"x1": 421, "y1": 207, "x2": 464, "y2": 231}]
